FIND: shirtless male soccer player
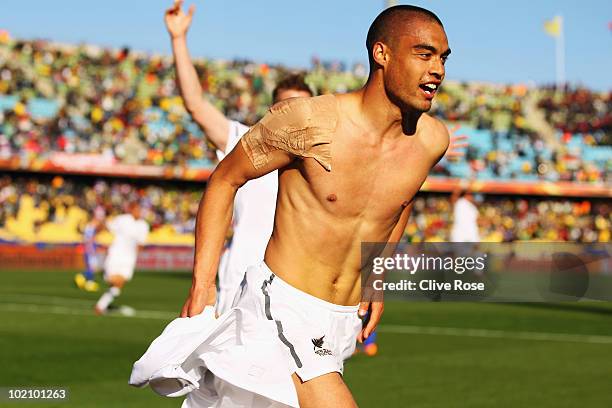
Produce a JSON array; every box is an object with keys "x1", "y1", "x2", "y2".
[
  {"x1": 166, "y1": 0, "x2": 465, "y2": 315},
  {"x1": 182, "y1": 5, "x2": 451, "y2": 407}
]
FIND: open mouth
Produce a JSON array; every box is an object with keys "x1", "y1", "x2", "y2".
[{"x1": 419, "y1": 83, "x2": 438, "y2": 98}]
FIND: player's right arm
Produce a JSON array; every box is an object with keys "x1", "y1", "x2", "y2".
[
  {"x1": 181, "y1": 138, "x2": 294, "y2": 317},
  {"x1": 165, "y1": 0, "x2": 230, "y2": 151},
  {"x1": 181, "y1": 96, "x2": 334, "y2": 317}
]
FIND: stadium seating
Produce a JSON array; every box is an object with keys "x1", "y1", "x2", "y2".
[
  {"x1": 0, "y1": 175, "x2": 608, "y2": 245},
  {"x1": 0, "y1": 39, "x2": 609, "y2": 182}
]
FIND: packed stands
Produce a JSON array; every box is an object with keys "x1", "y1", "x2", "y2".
[
  {"x1": 0, "y1": 175, "x2": 199, "y2": 245},
  {"x1": 0, "y1": 38, "x2": 610, "y2": 183},
  {"x1": 0, "y1": 175, "x2": 609, "y2": 245},
  {"x1": 537, "y1": 85, "x2": 611, "y2": 143},
  {"x1": 405, "y1": 194, "x2": 610, "y2": 243}
]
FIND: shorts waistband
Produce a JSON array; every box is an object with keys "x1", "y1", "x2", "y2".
[{"x1": 258, "y1": 262, "x2": 359, "y2": 314}]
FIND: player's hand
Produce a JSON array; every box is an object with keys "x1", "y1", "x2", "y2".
[
  {"x1": 357, "y1": 301, "x2": 384, "y2": 343},
  {"x1": 164, "y1": 0, "x2": 195, "y2": 40},
  {"x1": 180, "y1": 284, "x2": 216, "y2": 317},
  {"x1": 445, "y1": 124, "x2": 469, "y2": 161}
]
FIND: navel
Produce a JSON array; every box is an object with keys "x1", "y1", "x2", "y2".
[{"x1": 327, "y1": 193, "x2": 337, "y2": 202}]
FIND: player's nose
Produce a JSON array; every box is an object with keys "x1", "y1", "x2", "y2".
[{"x1": 429, "y1": 58, "x2": 445, "y2": 79}]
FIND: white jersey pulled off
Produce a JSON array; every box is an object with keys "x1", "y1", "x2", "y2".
[
  {"x1": 130, "y1": 262, "x2": 361, "y2": 407},
  {"x1": 450, "y1": 197, "x2": 480, "y2": 242},
  {"x1": 104, "y1": 214, "x2": 149, "y2": 280},
  {"x1": 215, "y1": 121, "x2": 278, "y2": 313}
]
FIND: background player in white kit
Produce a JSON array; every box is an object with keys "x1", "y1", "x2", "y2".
[
  {"x1": 449, "y1": 182, "x2": 485, "y2": 282},
  {"x1": 450, "y1": 181, "x2": 481, "y2": 242},
  {"x1": 95, "y1": 202, "x2": 149, "y2": 315}
]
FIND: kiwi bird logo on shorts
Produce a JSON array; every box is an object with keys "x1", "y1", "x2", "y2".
[{"x1": 312, "y1": 335, "x2": 333, "y2": 356}]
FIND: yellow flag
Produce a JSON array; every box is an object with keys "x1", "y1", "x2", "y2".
[{"x1": 544, "y1": 16, "x2": 562, "y2": 38}]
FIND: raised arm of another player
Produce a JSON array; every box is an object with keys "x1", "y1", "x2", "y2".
[{"x1": 165, "y1": 0, "x2": 230, "y2": 151}]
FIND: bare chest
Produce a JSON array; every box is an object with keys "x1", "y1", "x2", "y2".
[{"x1": 300, "y1": 132, "x2": 433, "y2": 219}]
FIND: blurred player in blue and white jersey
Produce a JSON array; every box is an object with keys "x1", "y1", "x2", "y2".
[{"x1": 74, "y1": 211, "x2": 104, "y2": 292}]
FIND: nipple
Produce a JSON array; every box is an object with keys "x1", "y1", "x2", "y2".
[
  {"x1": 401, "y1": 200, "x2": 410, "y2": 208},
  {"x1": 327, "y1": 194, "x2": 337, "y2": 202}
]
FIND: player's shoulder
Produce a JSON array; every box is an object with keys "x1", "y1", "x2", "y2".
[
  {"x1": 419, "y1": 114, "x2": 450, "y2": 158},
  {"x1": 243, "y1": 95, "x2": 338, "y2": 171},
  {"x1": 420, "y1": 113, "x2": 449, "y2": 140},
  {"x1": 265, "y1": 94, "x2": 338, "y2": 129}
]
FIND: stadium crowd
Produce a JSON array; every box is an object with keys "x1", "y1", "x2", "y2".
[
  {"x1": 0, "y1": 175, "x2": 200, "y2": 244},
  {"x1": 537, "y1": 85, "x2": 611, "y2": 145},
  {"x1": 0, "y1": 175, "x2": 609, "y2": 244},
  {"x1": 0, "y1": 38, "x2": 609, "y2": 182},
  {"x1": 406, "y1": 194, "x2": 609, "y2": 243}
]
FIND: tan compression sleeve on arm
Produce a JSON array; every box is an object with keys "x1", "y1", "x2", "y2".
[{"x1": 240, "y1": 94, "x2": 338, "y2": 172}]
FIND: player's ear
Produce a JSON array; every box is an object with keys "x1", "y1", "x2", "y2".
[{"x1": 372, "y1": 41, "x2": 389, "y2": 67}]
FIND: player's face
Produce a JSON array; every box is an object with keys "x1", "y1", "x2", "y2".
[
  {"x1": 384, "y1": 20, "x2": 450, "y2": 113},
  {"x1": 274, "y1": 89, "x2": 312, "y2": 103},
  {"x1": 130, "y1": 205, "x2": 141, "y2": 219}
]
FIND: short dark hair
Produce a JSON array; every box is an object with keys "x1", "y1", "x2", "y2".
[
  {"x1": 366, "y1": 5, "x2": 443, "y2": 68},
  {"x1": 272, "y1": 74, "x2": 314, "y2": 102}
]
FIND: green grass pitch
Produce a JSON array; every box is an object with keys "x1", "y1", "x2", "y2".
[{"x1": 1, "y1": 270, "x2": 611, "y2": 407}]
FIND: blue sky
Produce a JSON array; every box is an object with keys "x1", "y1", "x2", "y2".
[{"x1": 1, "y1": 0, "x2": 611, "y2": 90}]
